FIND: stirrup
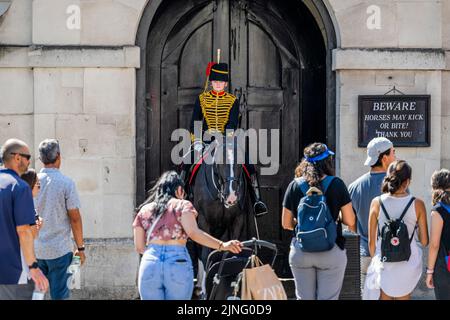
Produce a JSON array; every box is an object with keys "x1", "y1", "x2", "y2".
[{"x1": 253, "y1": 201, "x2": 268, "y2": 217}]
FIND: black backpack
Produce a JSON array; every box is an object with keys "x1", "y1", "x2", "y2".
[{"x1": 379, "y1": 196, "x2": 416, "y2": 263}]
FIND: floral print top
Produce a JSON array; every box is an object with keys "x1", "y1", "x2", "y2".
[{"x1": 133, "y1": 198, "x2": 198, "y2": 241}]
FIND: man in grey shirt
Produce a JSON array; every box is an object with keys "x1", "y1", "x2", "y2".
[
  {"x1": 348, "y1": 137, "x2": 396, "y2": 294},
  {"x1": 35, "y1": 139, "x2": 86, "y2": 300}
]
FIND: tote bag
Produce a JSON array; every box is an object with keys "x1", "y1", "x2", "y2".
[{"x1": 241, "y1": 255, "x2": 287, "y2": 300}]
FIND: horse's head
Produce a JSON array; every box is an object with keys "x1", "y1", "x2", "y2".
[{"x1": 208, "y1": 136, "x2": 245, "y2": 208}]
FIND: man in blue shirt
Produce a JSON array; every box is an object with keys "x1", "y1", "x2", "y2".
[
  {"x1": 348, "y1": 137, "x2": 396, "y2": 296},
  {"x1": 0, "y1": 139, "x2": 49, "y2": 299}
]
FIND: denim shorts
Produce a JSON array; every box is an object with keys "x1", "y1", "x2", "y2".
[
  {"x1": 138, "y1": 244, "x2": 194, "y2": 300},
  {"x1": 37, "y1": 252, "x2": 73, "y2": 300}
]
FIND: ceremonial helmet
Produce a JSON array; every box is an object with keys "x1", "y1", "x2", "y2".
[{"x1": 208, "y1": 63, "x2": 229, "y2": 82}]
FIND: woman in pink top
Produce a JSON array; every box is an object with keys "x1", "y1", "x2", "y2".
[{"x1": 133, "y1": 171, "x2": 242, "y2": 300}]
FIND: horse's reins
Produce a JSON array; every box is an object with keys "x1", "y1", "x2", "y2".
[
  {"x1": 196, "y1": 140, "x2": 261, "y2": 237},
  {"x1": 209, "y1": 141, "x2": 243, "y2": 208}
]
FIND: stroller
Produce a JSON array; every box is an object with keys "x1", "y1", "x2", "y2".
[{"x1": 204, "y1": 238, "x2": 278, "y2": 300}]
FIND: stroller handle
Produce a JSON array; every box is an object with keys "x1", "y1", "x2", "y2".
[
  {"x1": 241, "y1": 238, "x2": 277, "y2": 252},
  {"x1": 208, "y1": 238, "x2": 278, "y2": 299},
  {"x1": 220, "y1": 238, "x2": 278, "y2": 267}
]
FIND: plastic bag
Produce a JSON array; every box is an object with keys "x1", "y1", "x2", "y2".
[{"x1": 362, "y1": 255, "x2": 383, "y2": 300}]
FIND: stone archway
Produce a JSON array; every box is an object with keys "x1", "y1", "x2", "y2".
[
  {"x1": 136, "y1": 0, "x2": 337, "y2": 200},
  {"x1": 135, "y1": 0, "x2": 338, "y2": 277}
]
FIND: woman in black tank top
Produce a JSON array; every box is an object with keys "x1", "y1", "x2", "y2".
[{"x1": 426, "y1": 169, "x2": 450, "y2": 300}]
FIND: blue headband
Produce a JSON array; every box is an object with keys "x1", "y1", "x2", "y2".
[{"x1": 305, "y1": 148, "x2": 335, "y2": 163}]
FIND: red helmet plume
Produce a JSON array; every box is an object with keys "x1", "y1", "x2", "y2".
[{"x1": 206, "y1": 62, "x2": 216, "y2": 77}]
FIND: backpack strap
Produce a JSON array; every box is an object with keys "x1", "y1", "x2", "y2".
[
  {"x1": 399, "y1": 197, "x2": 416, "y2": 222},
  {"x1": 379, "y1": 196, "x2": 417, "y2": 243},
  {"x1": 439, "y1": 202, "x2": 450, "y2": 214},
  {"x1": 297, "y1": 178, "x2": 310, "y2": 196},
  {"x1": 437, "y1": 204, "x2": 450, "y2": 253},
  {"x1": 401, "y1": 197, "x2": 417, "y2": 243},
  {"x1": 320, "y1": 176, "x2": 336, "y2": 194},
  {"x1": 378, "y1": 197, "x2": 391, "y2": 221},
  {"x1": 409, "y1": 224, "x2": 418, "y2": 243},
  {"x1": 379, "y1": 196, "x2": 415, "y2": 222},
  {"x1": 297, "y1": 176, "x2": 336, "y2": 196}
]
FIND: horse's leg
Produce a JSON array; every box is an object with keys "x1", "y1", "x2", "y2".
[
  {"x1": 229, "y1": 208, "x2": 246, "y2": 241},
  {"x1": 195, "y1": 208, "x2": 211, "y2": 299},
  {"x1": 199, "y1": 229, "x2": 211, "y2": 299},
  {"x1": 189, "y1": 241, "x2": 208, "y2": 299}
]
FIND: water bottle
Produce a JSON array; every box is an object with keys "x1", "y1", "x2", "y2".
[
  {"x1": 66, "y1": 255, "x2": 81, "y2": 290},
  {"x1": 32, "y1": 286, "x2": 45, "y2": 300}
]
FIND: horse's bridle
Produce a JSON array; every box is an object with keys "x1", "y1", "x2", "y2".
[{"x1": 204, "y1": 140, "x2": 243, "y2": 208}]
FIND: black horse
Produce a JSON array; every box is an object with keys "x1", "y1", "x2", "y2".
[{"x1": 186, "y1": 136, "x2": 250, "y2": 295}]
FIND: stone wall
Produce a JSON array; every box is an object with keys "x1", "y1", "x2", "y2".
[
  {"x1": 0, "y1": 0, "x2": 448, "y2": 299},
  {"x1": 328, "y1": 0, "x2": 442, "y2": 48},
  {"x1": 32, "y1": 0, "x2": 147, "y2": 45},
  {"x1": 334, "y1": 56, "x2": 444, "y2": 300},
  {"x1": 443, "y1": 70, "x2": 450, "y2": 170},
  {"x1": 335, "y1": 64, "x2": 443, "y2": 210},
  {"x1": 70, "y1": 238, "x2": 140, "y2": 300}
]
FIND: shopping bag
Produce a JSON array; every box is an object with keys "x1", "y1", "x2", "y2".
[
  {"x1": 241, "y1": 255, "x2": 287, "y2": 300},
  {"x1": 362, "y1": 255, "x2": 382, "y2": 300}
]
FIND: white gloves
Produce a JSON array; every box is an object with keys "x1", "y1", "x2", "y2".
[{"x1": 193, "y1": 141, "x2": 203, "y2": 152}]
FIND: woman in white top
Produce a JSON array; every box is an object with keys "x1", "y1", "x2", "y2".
[{"x1": 368, "y1": 160, "x2": 428, "y2": 300}]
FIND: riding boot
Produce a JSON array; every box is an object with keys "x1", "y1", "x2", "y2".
[
  {"x1": 180, "y1": 164, "x2": 193, "y2": 199},
  {"x1": 249, "y1": 173, "x2": 268, "y2": 217}
]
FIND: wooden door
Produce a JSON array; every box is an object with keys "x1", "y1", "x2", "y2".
[
  {"x1": 228, "y1": 0, "x2": 301, "y2": 276},
  {"x1": 148, "y1": 0, "x2": 309, "y2": 276}
]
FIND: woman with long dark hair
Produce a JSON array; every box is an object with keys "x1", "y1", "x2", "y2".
[
  {"x1": 21, "y1": 168, "x2": 43, "y2": 237},
  {"x1": 282, "y1": 142, "x2": 356, "y2": 300},
  {"x1": 426, "y1": 169, "x2": 450, "y2": 299},
  {"x1": 368, "y1": 160, "x2": 428, "y2": 300},
  {"x1": 133, "y1": 171, "x2": 242, "y2": 300},
  {"x1": 21, "y1": 168, "x2": 40, "y2": 198}
]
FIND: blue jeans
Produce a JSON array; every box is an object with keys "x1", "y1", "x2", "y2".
[
  {"x1": 37, "y1": 252, "x2": 73, "y2": 300},
  {"x1": 138, "y1": 244, "x2": 194, "y2": 300}
]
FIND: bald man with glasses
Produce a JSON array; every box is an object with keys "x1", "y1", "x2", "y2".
[{"x1": 0, "y1": 139, "x2": 49, "y2": 299}]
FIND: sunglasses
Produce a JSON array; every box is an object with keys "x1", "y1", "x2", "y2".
[{"x1": 10, "y1": 153, "x2": 31, "y2": 161}]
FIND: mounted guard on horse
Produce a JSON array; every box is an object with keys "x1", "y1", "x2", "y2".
[{"x1": 179, "y1": 58, "x2": 268, "y2": 217}]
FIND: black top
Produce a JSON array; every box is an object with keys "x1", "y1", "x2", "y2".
[
  {"x1": 432, "y1": 203, "x2": 450, "y2": 256},
  {"x1": 283, "y1": 176, "x2": 352, "y2": 250}
]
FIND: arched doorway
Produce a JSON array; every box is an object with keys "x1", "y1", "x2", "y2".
[{"x1": 136, "y1": 0, "x2": 337, "y2": 277}]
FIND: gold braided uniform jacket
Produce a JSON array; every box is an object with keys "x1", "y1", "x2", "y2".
[{"x1": 190, "y1": 90, "x2": 240, "y2": 141}]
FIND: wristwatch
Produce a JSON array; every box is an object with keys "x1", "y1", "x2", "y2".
[
  {"x1": 77, "y1": 245, "x2": 85, "y2": 252},
  {"x1": 28, "y1": 261, "x2": 39, "y2": 270}
]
